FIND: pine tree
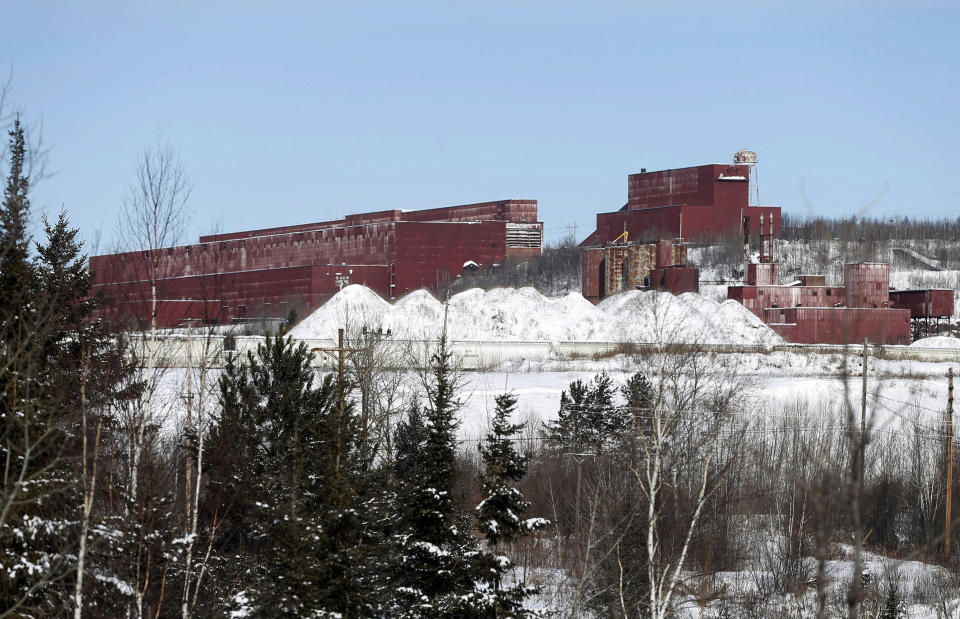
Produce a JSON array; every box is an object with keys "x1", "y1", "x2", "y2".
[
  {"x1": 391, "y1": 337, "x2": 477, "y2": 617},
  {"x1": 394, "y1": 400, "x2": 429, "y2": 487},
  {"x1": 879, "y1": 577, "x2": 904, "y2": 619},
  {"x1": 212, "y1": 335, "x2": 374, "y2": 617},
  {"x1": 35, "y1": 210, "x2": 98, "y2": 340},
  {"x1": 621, "y1": 370, "x2": 654, "y2": 438},
  {"x1": 0, "y1": 119, "x2": 77, "y2": 615},
  {"x1": 542, "y1": 378, "x2": 589, "y2": 450},
  {"x1": 543, "y1": 373, "x2": 625, "y2": 454},
  {"x1": 0, "y1": 120, "x2": 33, "y2": 324},
  {"x1": 464, "y1": 392, "x2": 548, "y2": 617}
]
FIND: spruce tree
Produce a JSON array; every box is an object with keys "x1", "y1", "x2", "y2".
[
  {"x1": 394, "y1": 400, "x2": 429, "y2": 487},
  {"x1": 35, "y1": 211, "x2": 98, "y2": 339},
  {"x1": 465, "y1": 392, "x2": 548, "y2": 617},
  {"x1": 621, "y1": 370, "x2": 654, "y2": 437},
  {"x1": 212, "y1": 335, "x2": 373, "y2": 617},
  {"x1": 391, "y1": 337, "x2": 476, "y2": 617},
  {"x1": 542, "y1": 378, "x2": 589, "y2": 450},
  {"x1": 543, "y1": 373, "x2": 625, "y2": 454},
  {"x1": 0, "y1": 120, "x2": 33, "y2": 323},
  {"x1": 0, "y1": 119, "x2": 75, "y2": 615}
]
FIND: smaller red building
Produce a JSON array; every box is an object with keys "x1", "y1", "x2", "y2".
[
  {"x1": 763, "y1": 306, "x2": 910, "y2": 345},
  {"x1": 888, "y1": 289, "x2": 954, "y2": 319},
  {"x1": 888, "y1": 288, "x2": 955, "y2": 338},
  {"x1": 728, "y1": 262, "x2": 912, "y2": 345}
]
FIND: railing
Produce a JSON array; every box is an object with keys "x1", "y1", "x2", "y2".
[{"x1": 124, "y1": 333, "x2": 960, "y2": 369}]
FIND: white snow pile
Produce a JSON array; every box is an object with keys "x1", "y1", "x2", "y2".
[
  {"x1": 289, "y1": 285, "x2": 783, "y2": 346},
  {"x1": 910, "y1": 335, "x2": 960, "y2": 349}
]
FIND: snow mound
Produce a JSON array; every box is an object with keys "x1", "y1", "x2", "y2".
[
  {"x1": 910, "y1": 336, "x2": 960, "y2": 349},
  {"x1": 288, "y1": 284, "x2": 391, "y2": 337},
  {"x1": 288, "y1": 285, "x2": 784, "y2": 346}
]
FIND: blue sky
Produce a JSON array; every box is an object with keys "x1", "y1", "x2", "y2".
[{"x1": 2, "y1": 1, "x2": 958, "y2": 250}]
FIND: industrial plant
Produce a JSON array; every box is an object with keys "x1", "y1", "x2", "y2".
[{"x1": 89, "y1": 151, "x2": 954, "y2": 345}]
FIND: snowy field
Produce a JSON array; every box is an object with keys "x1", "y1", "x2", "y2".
[
  {"x1": 455, "y1": 354, "x2": 954, "y2": 442},
  {"x1": 152, "y1": 348, "x2": 956, "y2": 448}
]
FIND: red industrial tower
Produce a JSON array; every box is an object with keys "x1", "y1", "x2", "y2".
[{"x1": 580, "y1": 160, "x2": 781, "y2": 247}]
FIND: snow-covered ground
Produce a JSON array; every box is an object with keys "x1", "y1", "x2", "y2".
[
  {"x1": 912, "y1": 336, "x2": 960, "y2": 349},
  {"x1": 456, "y1": 353, "x2": 953, "y2": 442}
]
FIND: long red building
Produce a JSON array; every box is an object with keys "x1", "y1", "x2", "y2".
[{"x1": 90, "y1": 200, "x2": 542, "y2": 327}]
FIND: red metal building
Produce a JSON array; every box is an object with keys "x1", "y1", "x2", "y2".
[
  {"x1": 763, "y1": 306, "x2": 911, "y2": 345},
  {"x1": 580, "y1": 163, "x2": 781, "y2": 246},
  {"x1": 888, "y1": 289, "x2": 954, "y2": 319},
  {"x1": 90, "y1": 200, "x2": 542, "y2": 327},
  {"x1": 888, "y1": 288, "x2": 955, "y2": 338},
  {"x1": 728, "y1": 262, "x2": 912, "y2": 345}
]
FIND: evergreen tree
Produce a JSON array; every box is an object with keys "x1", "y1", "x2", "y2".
[
  {"x1": 621, "y1": 370, "x2": 655, "y2": 437},
  {"x1": 35, "y1": 210, "x2": 98, "y2": 340},
  {"x1": 391, "y1": 337, "x2": 477, "y2": 617},
  {"x1": 543, "y1": 373, "x2": 625, "y2": 454},
  {"x1": 0, "y1": 120, "x2": 33, "y2": 323},
  {"x1": 394, "y1": 400, "x2": 429, "y2": 487},
  {"x1": 879, "y1": 577, "x2": 904, "y2": 619},
  {"x1": 212, "y1": 335, "x2": 373, "y2": 617},
  {"x1": 464, "y1": 392, "x2": 548, "y2": 617},
  {"x1": 0, "y1": 119, "x2": 75, "y2": 615}
]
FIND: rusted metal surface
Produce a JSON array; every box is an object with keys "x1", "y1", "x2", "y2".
[
  {"x1": 582, "y1": 164, "x2": 782, "y2": 245},
  {"x1": 672, "y1": 244, "x2": 687, "y2": 267},
  {"x1": 889, "y1": 289, "x2": 955, "y2": 318},
  {"x1": 728, "y1": 261, "x2": 935, "y2": 345},
  {"x1": 763, "y1": 307, "x2": 910, "y2": 345},
  {"x1": 728, "y1": 284, "x2": 845, "y2": 317},
  {"x1": 582, "y1": 239, "x2": 695, "y2": 302},
  {"x1": 798, "y1": 274, "x2": 826, "y2": 286},
  {"x1": 844, "y1": 263, "x2": 890, "y2": 308},
  {"x1": 747, "y1": 263, "x2": 780, "y2": 286},
  {"x1": 603, "y1": 246, "x2": 630, "y2": 296},
  {"x1": 581, "y1": 247, "x2": 605, "y2": 302},
  {"x1": 649, "y1": 267, "x2": 699, "y2": 295},
  {"x1": 91, "y1": 201, "x2": 543, "y2": 327}
]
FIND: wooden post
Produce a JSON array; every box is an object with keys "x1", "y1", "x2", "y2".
[
  {"x1": 860, "y1": 339, "x2": 868, "y2": 489},
  {"x1": 947, "y1": 367, "x2": 954, "y2": 560},
  {"x1": 313, "y1": 328, "x2": 362, "y2": 508}
]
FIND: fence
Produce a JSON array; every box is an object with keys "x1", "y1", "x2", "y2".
[{"x1": 125, "y1": 333, "x2": 960, "y2": 369}]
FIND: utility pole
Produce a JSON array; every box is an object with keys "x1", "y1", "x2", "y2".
[
  {"x1": 860, "y1": 338, "x2": 868, "y2": 489},
  {"x1": 947, "y1": 367, "x2": 954, "y2": 560}
]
